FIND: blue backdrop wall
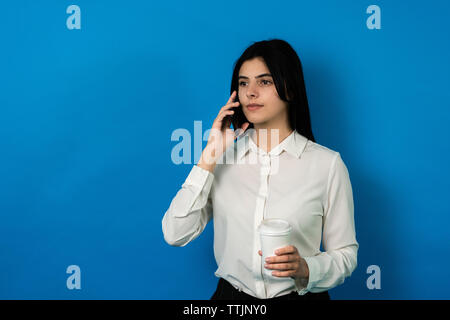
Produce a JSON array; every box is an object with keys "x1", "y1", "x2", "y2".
[{"x1": 1, "y1": 0, "x2": 449, "y2": 299}]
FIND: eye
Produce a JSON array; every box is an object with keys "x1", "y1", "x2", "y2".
[
  {"x1": 261, "y1": 79, "x2": 272, "y2": 85},
  {"x1": 239, "y1": 81, "x2": 247, "y2": 86}
]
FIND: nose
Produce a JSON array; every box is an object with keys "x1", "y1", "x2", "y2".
[{"x1": 246, "y1": 81, "x2": 259, "y2": 99}]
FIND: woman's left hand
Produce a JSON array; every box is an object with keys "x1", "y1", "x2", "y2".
[{"x1": 258, "y1": 245, "x2": 309, "y2": 281}]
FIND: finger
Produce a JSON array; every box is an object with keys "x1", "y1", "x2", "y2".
[
  {"x1": 234, "y1": 127, "x2": 244, "y2": 139},
  {"x1": 241, "y1": 122, "x2": 250, "y2": 132},
  {"x1": 234, "y1": 122, "x2": 249, "y2": 137},
  {"x1": 225, "y1": 90, "x2": 237, "y2": 105},
  {"x1": 227, "y1": 90, "x2": 236, "y2": 104},
  {"x1": 265, "y1": 254, "x2": 295, "y2": 264},
  {"x1": 218, "y1": 110, "x2": 235, "y2": 120},
  {"x1": 272, "y1": 270, "x2": 296, "y2": 278},
  {"x1": 217, "y1": 109, "x2": 235, "y2": 120},
  {"x1": 258, "y1": 250, "x2": 262, "y2": 256},
  {"x1": 264, "y1": 263, "x2": 296, "y2": 271},
  {"x1": 264, "y1": 263, "x2": 297, "y2": 271},
  {"x1": 275, "y1": 245, "x2": 297, "y2": 256},
  {"x1": 221, "y1": 101, "x2": 240, "y2": 113}
]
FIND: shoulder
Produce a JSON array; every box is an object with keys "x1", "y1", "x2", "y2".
[
  {"x1": 303, "y1": 140, "x2": 352, "y2": 185},
  {"x1": 299, "y1": 140, "x2": 350, "y2": 188},
  {"x1": 303, "y1": 139, "x2": 340, "y2": 164}
]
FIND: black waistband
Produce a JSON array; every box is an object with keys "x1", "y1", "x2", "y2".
[{"x1": 212, "y1": 277, "x2": 330, "y2": 300}]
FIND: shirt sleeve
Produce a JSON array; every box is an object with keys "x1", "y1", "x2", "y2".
[
  {"x1": 162, "y1": 165, "x2": 215, "y2": 247},
  {"x1": 295, "y1": 152, "x2": 359, "y2": 294}
]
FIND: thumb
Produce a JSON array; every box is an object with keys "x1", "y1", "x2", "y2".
[{"x1": 234, "y1": 122, "x2": 250, "y2": 139}]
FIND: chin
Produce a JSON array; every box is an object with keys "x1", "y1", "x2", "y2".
[
  {"x1": 246, "y1": 116, "x2": 268, "y2": 125},
  {"x1": 245, "y1": 112, "x2": 264, "y2": 120}
]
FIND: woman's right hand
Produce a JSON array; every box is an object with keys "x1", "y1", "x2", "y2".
[{"x1": 201, "y1": 91, "x2": 250, "y2": 166}]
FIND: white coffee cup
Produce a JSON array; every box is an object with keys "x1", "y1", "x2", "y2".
[{"x1": 258, "y1": 219, "x2": 292, "y2": 278}]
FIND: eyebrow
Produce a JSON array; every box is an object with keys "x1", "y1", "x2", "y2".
[{"x1": 238, "y1": 73, "x2": 272, "y2": 80}]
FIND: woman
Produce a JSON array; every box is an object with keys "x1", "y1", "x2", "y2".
[{"x1": 162, "y1": 39, "x2": 358, "y2": 300}]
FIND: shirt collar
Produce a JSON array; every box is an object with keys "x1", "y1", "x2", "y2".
[{"x1": 236, "y1": 129, "x2": 308, "y2": 160}]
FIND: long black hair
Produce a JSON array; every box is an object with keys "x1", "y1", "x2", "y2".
[{"x1": 229, "y1": 39, "x2": 316, "y2": 142}]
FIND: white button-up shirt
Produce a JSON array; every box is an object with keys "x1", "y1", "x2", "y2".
[{"x1": 162, "y1": 129, "x2": 358, "y2": 298}]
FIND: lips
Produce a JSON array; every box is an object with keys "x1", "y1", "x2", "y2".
[{"x1": 247, "y1": 104, "x2": 263, "y2": 111}]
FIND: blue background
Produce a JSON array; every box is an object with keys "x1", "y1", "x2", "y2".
[{"x1": 1, "y1": 0, "x2": 449, "y2": 299}]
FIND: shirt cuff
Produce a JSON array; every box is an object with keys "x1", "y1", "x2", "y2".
[
  {"x1": 295, "y1": 256, "x2": 320, "y2": 295},
  {"x1": 184, "y1": 165, "x2": 214, "y2": 188}
]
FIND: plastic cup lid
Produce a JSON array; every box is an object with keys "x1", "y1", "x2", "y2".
[{"x1": 258, "y1": 219, "x2": 292, "y2": 236}]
